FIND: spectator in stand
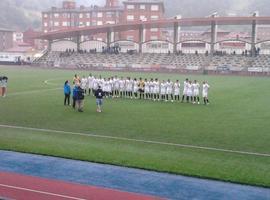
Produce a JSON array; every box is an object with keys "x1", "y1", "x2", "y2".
[
  {"x1": 64, "y1": 80, "x2": 71, "y2": 106},
  {"x1": 95, "y1": 85, "x2": 105, "y2": 113}
]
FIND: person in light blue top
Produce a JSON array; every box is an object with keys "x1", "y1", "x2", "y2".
[{"x1": 64, "y1": 80, "x2": 71, "y2": 106}]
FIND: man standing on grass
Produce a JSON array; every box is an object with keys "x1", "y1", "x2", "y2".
[
  {"x1": 202, "y1": 81, "x2": 210, "y2": 105},
  {"x1": 95, "y1": 85, "x2": 105, "y2": 113},
  {"x1": 76, "y1": 84, "x2": 85, "y2": 112},
  {"x1": 0, "y1": 76, "x2": 8, "y2": 97},
  {"x1": 181, "y1": 78, "x2": 189, "y2": 103}
]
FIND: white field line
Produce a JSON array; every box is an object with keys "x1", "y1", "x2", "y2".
[
  {"x1": 44, "y1": 78, "x2": 64, "y2": 86},
  {"x1": 0, "y1": 184, "x2": 87, "y2": 200},
  {"x1": 0, "y1": 124, "x2": 269, "y2": 158}
]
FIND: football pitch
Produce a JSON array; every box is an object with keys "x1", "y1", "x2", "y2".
[{"x1": 0, "y1": 65, "x2": 270, "y2": 188}]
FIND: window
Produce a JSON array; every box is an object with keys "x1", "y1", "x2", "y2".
[
  {"x1": 44, "y1": 22, "x2": 48, "y2": 27},
  {"x1": 151, "y1": 15, "x2": 159, "y2": 20},
  {"x1": 86, "y1": 13, "x2": 90, "y2": 18},
  {"x1": 79, "y1": 22, "x2": 84, "y2": 27},
  {"x1": 150, "y1": 36, "x2": 158, "y2": 40},
  {"x1": 54, "y1": 13, "x2": 59, "y2": 18},
  {"x1": 43, "y1": 14, "x2": 48, "y2": 18},
  {"x1": 92, "y1": 12, "x2": 97, "y2": 17},
  {"x1": 97, "y1": 21, "x2": 103, "y2": 26},
  {"x1": 86, "y1": 22, "x2": 90, "y2": 26},
  {"x1": 44, "y1": 30, "x2": 48, "y2": 33},
  {"x1": 62, "y1": 21, "x2": 68, "y2": 26},
  {"x1": 150, "y1": 28, "x2": 158, "y2": 32},
  {"x1": 106, "y1": 21, "x2": 115, "y2": 24},
  {"x1": 79, "y1": 13, "x2": 83, "y2": 18},
  {"x1": 92, "y1": 21, "x2": 97, "y2": 26},
  {"x1": 151, "y1": 5, "x2": 159, "y2": 11},
  {"x1": 140, "y1": 5, "x2": 146, "y2": 10},
  {"x1": 127, "y1": 4, "x2": 135, "y2": 9},
  {"x1": 127, "y1": 36, "x2": 134, "y2": 41},
  {"x1": 140, "y1": 15, "x2": 146, "y2": 21},
  {"x1": 127, "y1": 15, "x2": 134, "y2": 21},
  {"x1": 97, "y1": 12, "x2": 103, "y2": 18},
  {"x1": 54, "y1": 22, "x2": 59, "y2": 26},
  {"x1": 106, "y1": 12, "x2": 114, "y2": 18}
]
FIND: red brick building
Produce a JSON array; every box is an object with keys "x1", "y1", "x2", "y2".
[
  {"x1": 42, "y1": 0, "x2": 165, "y2": 42},
  {"x1": 0, "y1": 28, "x2": 14, "y2": 51}
]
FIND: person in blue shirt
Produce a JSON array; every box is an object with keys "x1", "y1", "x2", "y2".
[{"x1": 64, "y1": 80, "x2": 71, "y2": 106}]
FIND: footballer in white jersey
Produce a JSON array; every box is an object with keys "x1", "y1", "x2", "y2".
[
  {"x1": 81, "y1": 76, "x2": 88, "y2": 93},
  {"x1": 166, "y1": 80, "x2": 174, "y2": 102},
  {"x1": 144, "y1": 79, "x2": 150, "y2": 99},
  {"x1": 92, "y1": 77, "x2": 99, "y2": 93},
  {"x1": 114, "y1": 76, "x2": 120, "y2": 97},
  {"x1": 181, "y1": 78, "x2": 189, "y2": 102},
  {"x1": 160, "y1": 80, "x2": 167, "y2": 101},
  {"x1": 149, "y1": 79, "x2": 155, "y2": 99},
  {"x1": 133, "y1": 78, "x2": 139, "y2": 99},
  {"x1": 153, "y1": 78, "x2": 160, "y2": 101},
  {"x1": 192, "y1": 80, "x2": 200, "y2": 104},
  {"x1": 119, "y1": 77, "x2": 125, "y2": 97},
  {"x1": 174, "y1": 80, "x2": 181, "y2": 101},
  {"x1": 126, "y1": 77, "x2": 133, "y2": 98},
  {"x1": 87, "y1": 74, "x2": 94, "y2": 95},
  {"x1": 186, "y1": 81, "x2": 193, "y2": 103},
  {"x1": 202, "y1": 81, "x2": 210, "y2": 105}
]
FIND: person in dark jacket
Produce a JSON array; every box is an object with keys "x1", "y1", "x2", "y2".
[
  {"x1": 95, "y1": 85, "x2": 105, "y2": 113},
  {"x1": 64, "y1": 80, "x2": 71, "y2": 106},
  {"x1": 76, "y1": 85, "x2": 85, "y2": 112},
  {"x1": 72, "y1": 85, "x2": 79, "y2": 109}
]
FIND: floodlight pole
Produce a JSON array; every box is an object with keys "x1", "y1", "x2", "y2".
[
  {"x1": 139, "y1": 25, "x2": 144, "y2": 53},
  {"x1": 210, "y1": 18, "x2": 217, "y2": 56},
  {"x1": 48, "y1": 39, "x2": 52, "y2": 51},
  {"x1": 173, "y1": 22, "x2": 179, "y2": 54},
  {"x1": 76, "y1": 35, "x2": 81, "y2": 52},
  {"x1": 251, "y1": 16, "x2": 257, "y2": 57},
  {"x1": 107, "y1": 28, "x2": 112, "y2": 48}
]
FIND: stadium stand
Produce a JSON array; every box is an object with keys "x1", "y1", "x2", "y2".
[{"x1": 33, "y1": 50, "x2": 270, "y2": 75}]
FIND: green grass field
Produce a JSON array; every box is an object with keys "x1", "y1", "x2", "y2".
[{"x1": 0, "y1": 65, "x2": 270, "y2": 187}]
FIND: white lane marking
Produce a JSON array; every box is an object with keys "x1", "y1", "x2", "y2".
[
  {"x1": 0, "y1": 183, "x2": 87, "y2": 200},
  {"x1": 44, "y1": 78, "x2": 66, "y2": 86},
  {"x1": 8, "y1": 88, "x2": 61, "y2": 96},
  {"x1": 0, "y1": 124, "x2": 269, "y2": 158}
]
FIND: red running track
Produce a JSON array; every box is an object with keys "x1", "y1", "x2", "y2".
[{"x1": 0, "y1": 172, "x2": 164, "y2": 200}]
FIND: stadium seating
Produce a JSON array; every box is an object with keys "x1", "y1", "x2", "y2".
[{"x1": 34, "y1": 51, "x2": 270, "y2": 72}]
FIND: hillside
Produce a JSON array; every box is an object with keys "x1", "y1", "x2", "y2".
[{"x1": 0, "y1": 0, "x2": 269, "y2": 31}]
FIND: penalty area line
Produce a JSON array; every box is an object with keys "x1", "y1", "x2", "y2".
[{"x1": 0, "y1": 124, "x2": 270, "y2": 158}]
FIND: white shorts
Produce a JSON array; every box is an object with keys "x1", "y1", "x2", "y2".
[
  {"x1": 183, "y1": 89, "x2": 187, "y2": 96},
  {"x1": 174, "y1": 91, "x2": 180, "y2": 96},
  {"x1": 133, "y1": 86, "x2": 138, "y2": 93},
  {"x1": 145, "y1": 87, "x2": 150, "y2": 93},
  {"x1": 160, "y1": 89, "x2": 166, "y2": 95},
  {"x1": 193, "y1": 90, "x2": 199, "y2": 96},
  {"x1": 154, "y1": 88, "x2": 159, "y2": 94},
  {"x1": 187, "y1": 90, "x2": 192, "y2": 97},
  {"x1": 166, "y1": 89, "x2": 172, "y2": 95},
  {"x1": 202, "y1": 92, "x2": 208, "y2": 98}
]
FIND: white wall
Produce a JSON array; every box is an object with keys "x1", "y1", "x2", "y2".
[{"x1": 51, "y1": 40, "x2": 77, "y2": 52}]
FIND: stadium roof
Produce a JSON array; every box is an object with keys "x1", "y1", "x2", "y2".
[{"x1": 36, "y1": 16, "x2": 270, "y2": 41}]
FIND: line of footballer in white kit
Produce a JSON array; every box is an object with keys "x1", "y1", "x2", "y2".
[{"x1": 79, "y1": 74, "x2": 210, "y2": 105}]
